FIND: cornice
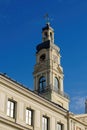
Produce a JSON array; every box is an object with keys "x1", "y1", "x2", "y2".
[
  {"x1": 0, "y1": 116, "x2": 33, "y2": 130},
  {"x1": 69, "y1": 112, "x2": 87, "y2": 126}
]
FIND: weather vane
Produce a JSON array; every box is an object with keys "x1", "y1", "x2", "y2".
[{"x1": 44, "y1": 14, "x2": 50, "y2": 24}]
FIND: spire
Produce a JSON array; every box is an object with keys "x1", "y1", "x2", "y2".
[
  {"x1": 42, "y1": 14, "x2": 54, "y2": 43},
  {"x1": 44, "y1": 13, "x2": 50, "y2": 25}
]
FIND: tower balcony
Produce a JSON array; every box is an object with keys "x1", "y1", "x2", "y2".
[{"x1": 34, "y1": 84, "x2": 69, "y2": 100}]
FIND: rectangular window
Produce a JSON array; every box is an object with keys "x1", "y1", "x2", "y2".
[
  {"x1": 7, "y1": 100, "x2": 15, "y2": 118},
  {"x1": 42, "y1": 116, "x2": 48, "y2": 130},
  {"x1": 26, "y1": 109, "x2": 33, "y2": 125},
  {"x1": 57, "y1": 123, "x2": 63, "y2": 130}
]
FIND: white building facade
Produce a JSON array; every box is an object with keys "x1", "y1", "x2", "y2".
[{"x1": 0, "y1": 23, "x2": 87, "y2": 130}]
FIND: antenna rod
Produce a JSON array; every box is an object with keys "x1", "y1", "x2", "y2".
[{"x1": 44, "y1": 14, "x2": 50, "y2": 25}]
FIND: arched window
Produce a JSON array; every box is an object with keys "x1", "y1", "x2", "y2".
[
  {"x1": 44, "y1": 32, "x2": 47, "y2": 38},
  {"x1": 54, "y1": 77, "x2": 59, "y2": 91},
  {"x1": 39, "y1": 76, "x2": 46, "y2": 92},
  {"x1": 50, "y1": 32, "x2": 52, "y2": 41},
  {"x1": 43, "y1": 32, "x2": 48, "y2": 41}
]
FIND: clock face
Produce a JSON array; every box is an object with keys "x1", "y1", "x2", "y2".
[{"x1": 40, "y1": 54, "x2": 46, "y2": 62}]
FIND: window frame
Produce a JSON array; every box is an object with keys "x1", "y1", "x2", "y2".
[
  {"x1": 39, "y1": 76, "x2": 46, "y2": 92},
  {"x1": 42, "y1": 116, "x2": 48, "y2": 130},
  {"x1": 57, "y1": 123, "x2": 64, "y2": 130},
  {"x1": 7, "y1": 100, "x2": 16, "y2": 118},
  {"x1": 26, "y1": 108, "x2": 33, "y2": 126}
]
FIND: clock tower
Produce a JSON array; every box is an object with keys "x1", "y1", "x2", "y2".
[{"x1": 33, "y1": 23, "x2": 69, "y2": 110}]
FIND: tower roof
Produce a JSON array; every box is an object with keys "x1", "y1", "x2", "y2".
[{"x1": 42, "y1": 23, "x2": 54, "y2": 32}]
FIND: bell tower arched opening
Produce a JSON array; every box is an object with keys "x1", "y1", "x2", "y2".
[{"x1": 39, "y1": 76, "x2": 46, "y2": 92}]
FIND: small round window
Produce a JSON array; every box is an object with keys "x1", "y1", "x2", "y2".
[{"x1": 40, "y1": 54, "x2": 46, "y2": 62}]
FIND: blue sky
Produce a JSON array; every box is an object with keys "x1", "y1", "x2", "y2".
[{"x1": 0, "y1": 0, "x2": 87, "y2": 114}]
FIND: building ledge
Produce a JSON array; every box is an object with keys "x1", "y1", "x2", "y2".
[{"x1": 0, "y1": 116, "x2": 33, "y2": 130}]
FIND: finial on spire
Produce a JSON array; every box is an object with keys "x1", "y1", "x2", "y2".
[{"x1": 44, "y1": 13, "x2": 50, "y2": 25}]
